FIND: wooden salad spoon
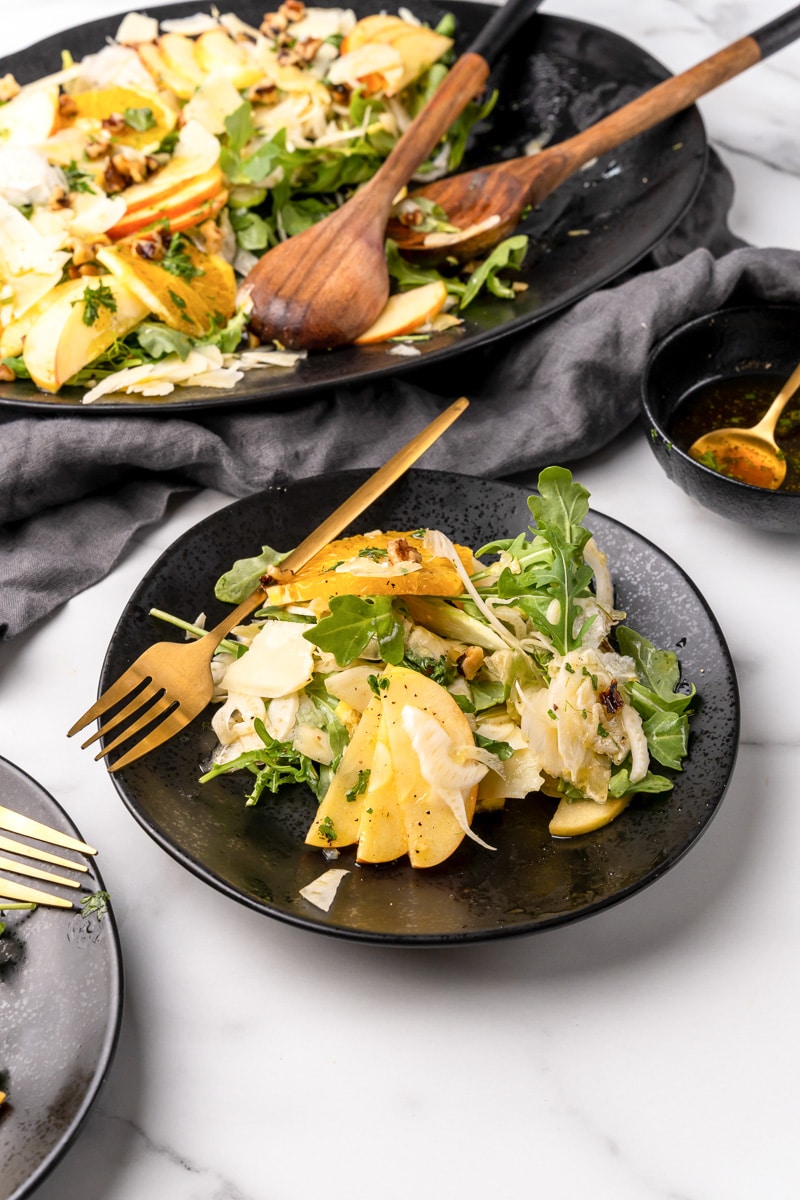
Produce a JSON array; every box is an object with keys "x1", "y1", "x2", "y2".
[
  {"x1": 389, "y1": 4, "x2": 800, "y2": 264},
  {"x1": 688, "y1": 361, "x2": 800, "y2": 490},
  {"x1": 244, "y1": 0, "x2": 544, "y2": 350}
]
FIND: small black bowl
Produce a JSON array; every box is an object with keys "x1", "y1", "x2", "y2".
[{"x1": 641, "y1": 303, "x2": 800, "y2": 534}]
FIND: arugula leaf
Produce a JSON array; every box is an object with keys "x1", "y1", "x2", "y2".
[
  {"x1": 474, "y1": 733, "x2": 514, "y2": 760},
  {"x1": 616, "y1": 626, "x2": 695, "y2": 707},
  {"x1": 135, "y1": 321, "x2": 194, "y2": 361},
  {"x1": 402, "y1": 647, "x2": 455, "y2": 686},
  {"x1": 608, "y1": 766, "x2": 674, "y2": 799},
  {"x1": 305, "y1": 595, "x2": 404, "y2": 666},
  {"x1": 214, "y1": 545, "x2": 290, "y2": 603},
  {"x1": 459, "y1": 234, "x2": 528, "y2": 308},
  {"x1": 199, "y1": 718, "x2": 318, "y2": 805}
]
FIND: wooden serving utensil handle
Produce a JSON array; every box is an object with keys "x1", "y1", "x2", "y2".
[
  {"x1": 365, "y1": 52, "x2": 491, "y2": 209},
  {"x1": 524, "y1": 3, "x2": 800, "y2": 194},
  {"x1": 365, "y1": 0, "x2": 543, "y2": 210}
]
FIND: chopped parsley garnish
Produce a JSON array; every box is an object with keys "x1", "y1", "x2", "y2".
[
  {"x1": 123, "y1": 105, "x2": 156, "y2": 131},
  {"x1": 358, "y1": 546, "x2": 388, "y2": 561},
  {"x1": 64, "y1": 160, "x2": 95, "y2": 194},
  {"x1": 346, "y1": 769, "x2": 370, "y2": 802},
  {"x1": 317, "y1": 815, "x2": 337, "y2": 843},
  {"x1": 368, "y1": 673, "x2": 390, "y2": 696},
  {"x1": 76, "y1": 281, "x2": 117, "y2": 326},
  {"x1": 162, "y1": 235, "x2": 204, "y2": 282}
]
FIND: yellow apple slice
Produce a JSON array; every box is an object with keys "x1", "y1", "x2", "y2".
[
  {"x1": 354, "y1": 281, "x2": 447, "y2": 345},
  {"x1": 305, "y1": 694, "x2": 382, "y2": 850},
  {"x1": 354, "y1": 715, "x2": 407, "y2": 864},
  {"x1": 97, "y1": 238, "x2": 235, "y2": 335},
  {"x1": 138, "y1": 42, "x2": 197, "y2": 101},
  {"x1": 22, "y1": 276, "x2": 149, "y2": 393},
  {"x1": 0, "y1": 85, "x2": 59, "y2": 145},
  {"x1": 387, "y1": 28, "x2": 455, "y2": 93},
  {"x1": 381, "y1": 666, "x2": 481, "y2": 868},
  {"x1": 548, "y1": 795, "x2": 632, "y2": 837},
  {"x1": 194, "y1": 29, "x2": 263, "y2": 88},
  {"x1": 157, "y1": 33, "x2": 206, "y2": 90}
]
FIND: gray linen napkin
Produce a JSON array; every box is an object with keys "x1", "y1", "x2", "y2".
[{"x1": 1, "y1": 151, "x2": 793, "y2": 640}]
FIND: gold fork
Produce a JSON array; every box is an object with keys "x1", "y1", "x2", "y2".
[
  {"x1": 68, "y1": 397, "x2": 469, "y2": 772},
  {"x1": 0, "y1": 804, "x2": 97, "y2": 909}
]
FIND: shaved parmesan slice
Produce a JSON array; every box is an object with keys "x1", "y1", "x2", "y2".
[
  {"x1": 299, "y1": 868, "x2": 349, "y2": 911},
  {"x1": 116, "y1": 12, "x2": 159, "y2": 44},
  {"x1": 0, "y1": 147, "x2": 62, "y2": 208},
  {"x1": 160, "y1": 13, "x2": 221, "y2": 35},
  {"x1": 221, "y1": 621, "x2": 315, "y2": 699}
]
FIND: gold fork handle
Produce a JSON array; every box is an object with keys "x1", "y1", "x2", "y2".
[{"x1": 196, "y1": 397, "x2": 470, "y2": 651}]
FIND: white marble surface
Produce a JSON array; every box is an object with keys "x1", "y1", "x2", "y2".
[{"x1": 2, "y1": 1, "x2": 800, "y2": 1197}]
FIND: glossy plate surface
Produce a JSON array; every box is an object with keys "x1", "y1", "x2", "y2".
[
  {"x1": 0, "y1": 0, "x2": 707, "y2": 413},
  {"x1": 0, "y1": 757, "x2": 123, "y2": 1200},
  {"x1": 102, "y1": 470, "x2": 739, "y2": 945}
]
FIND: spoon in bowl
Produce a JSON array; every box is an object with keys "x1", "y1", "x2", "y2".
[
  {"x1": 688, "y1": 361, "x2": 800, "y2": 490},
  {"x1": 243, "y1": 0, "x2": 543, "y2": 350},
  {"x1": 389, "y1": 4, "x2": 800, "y2": 264}
]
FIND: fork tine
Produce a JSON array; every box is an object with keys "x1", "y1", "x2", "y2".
[
  {"x1": 66, "y1": 668, "x2": 152, "y2": 738},
  {"x1": 0, "y1": 853, "x2": 81, "y2": 889},
  {"x1": 0, "y1": 833, "x2": 89, "y2": 872},
  {"x1": 94, "y1": 693, "x2": 177, "y2": 762},
  {"x1": 107, "y1": 706, "x2": 193, "y2": 773},
  {"x1": 0, "y1": 805, "x2": 97, "y2": 855},
  {"x1": 0, "y1": 877, "x2": 74, "y2": 909},
  {"x1": 80, "y1": 682, "x2": 161, "y2": 749}
]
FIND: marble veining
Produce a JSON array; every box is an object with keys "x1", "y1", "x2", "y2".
[{"x1": 2, "y1": 1, "x2": 800, "y2": 1198}]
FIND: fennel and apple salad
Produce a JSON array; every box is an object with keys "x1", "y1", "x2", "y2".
[
  {"x1": 152, "y1": 468, "x2": 695, "y2": 875},
  {"x1": 0, "y1": 4, "x2": 527, "y2": 401}
]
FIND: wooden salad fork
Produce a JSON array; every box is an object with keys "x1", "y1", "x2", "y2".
[
  {"x1": 68, "y1": 396, "x2": 470, "y2": 772},
  {"x1": 0, "y1": 804, "x2": 97, "y2": 910}
]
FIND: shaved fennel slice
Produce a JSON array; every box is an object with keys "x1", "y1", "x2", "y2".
[
  {"x1": 401, "y1": 706, "x2": 496, "y2": 851},
  {"x1": 620, "y1": 703, "x2": 649, "y2": 784},
  {"x1": 299, "y1": 868, "x2": 349, "y2": 911},
  {"x1": 424, "y1": 529, "x2": 528, "y2": 655}
]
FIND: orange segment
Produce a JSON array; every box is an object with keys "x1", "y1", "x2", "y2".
[
  {"x1": 262, "y1": 531, "x2": 474, "y2": 605},
  {"x1": 60, "y1": 86, "x2": 177, "y2": 154},
  {"x1": 97, "y1": 238, "x2": 236, "y2": 336}
]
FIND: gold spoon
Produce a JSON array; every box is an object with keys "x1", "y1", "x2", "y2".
[{"x1": 688, "y1": 361, "x2": 800, "y2": 490}]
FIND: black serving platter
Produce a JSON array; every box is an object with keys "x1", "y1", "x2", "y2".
[
  {"x1": 100, "y1": 470, "x2": 738, "y2": 945},
  {"x1": 0, "y1": 1, "x2": 707, "y2": 413},
  {"x1": 0, "y1": 757, "x2": 123, "y2": 1200}
]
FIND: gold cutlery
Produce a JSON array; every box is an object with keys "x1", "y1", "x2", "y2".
[
  {"x1": 0, "y1": 804, "x2": 97, "y2": 909},
  {"x1": 68, "y1": 396, "x2": 470, "y2": 772}
]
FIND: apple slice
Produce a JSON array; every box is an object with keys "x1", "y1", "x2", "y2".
[
  {"x1": 138, "y1": 42, "x2": 197, "y2": 101},
  {"x1": 22, "y1": 276, "x2": 149, "y2": 393},
  {"x1": 381, "y1": 666, "x2": 481, "y2": 869},
  {"x1": 548, "y1": 795, "x2": 632, "y2": 838},
  {"x1": 193, "y1": 29, "x2": 263, "y2": 88},
  {"x1": 354, "y1": 716, "x2": 407, "y2": 864},
  {"x1": 107, "y1": 166, "x2": 224, "y2": 238},
  {"x1": 112, "y1": 121, "x2": 220, "y2": 217},
  {"x1": 354, "y1": 280, "x2": 447, "y2": 345},
  {"x1": 305, "y1": 695, "x2": 383, "y2": 850}
]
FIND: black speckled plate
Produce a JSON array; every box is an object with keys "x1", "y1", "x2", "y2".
[
  {"x1": 0, "y1": 758, "x2": 123, "y2": 1200},
  {"x1": 101, "y1": 471, "x2": 739, "y2": 945},
  {"x1": 0, "y1": 0, "x2": 707, "y2": 413}
]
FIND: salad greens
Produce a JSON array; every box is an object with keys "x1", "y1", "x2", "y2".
[{"x1": 154, "y1": 467, "x2": 696, "y2": 864}]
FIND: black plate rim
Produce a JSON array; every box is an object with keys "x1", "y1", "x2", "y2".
[
  {"x1": 0, "y1": 755, "x2": 124, "y2": 1200},
  {"x1": 102, "y1": 469, "x2": 739, "y2": 946},
  {"x1": 0, "y1": 1, "x2": 707, "y2": 415}
]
